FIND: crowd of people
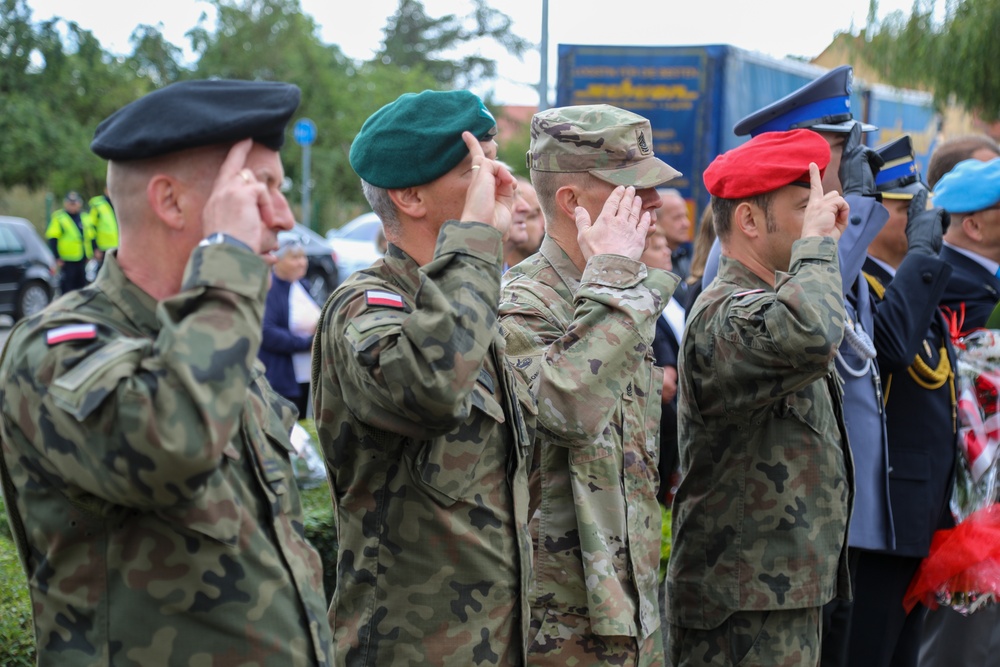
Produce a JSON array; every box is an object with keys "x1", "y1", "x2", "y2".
[
  {"x1": 44, "y1": 187, "x2": 119, "y2": 294},
  {"x1": 1, "y1": 63, "x2": 999, "y2": 667}
]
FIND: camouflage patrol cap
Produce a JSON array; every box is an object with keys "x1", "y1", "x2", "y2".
[{"x1": 527, "y1": 104, "x2": 681, "y2": 188}]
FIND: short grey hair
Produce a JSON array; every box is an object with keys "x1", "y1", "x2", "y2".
[{"x1": 360, "y1": 180, "x2": 401, "y2": 236}]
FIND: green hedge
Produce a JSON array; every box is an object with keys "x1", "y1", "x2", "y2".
[{"x1": 0, "y1": 495, "x2": 36, "y2": 666}]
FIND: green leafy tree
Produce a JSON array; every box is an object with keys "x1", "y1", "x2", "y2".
[
  {"x1": 377, "y1": 0, "x2": 531, "y2": 91},
  {"x1": 855, "y1": 0, "x2": 1000, "y2": 120}
]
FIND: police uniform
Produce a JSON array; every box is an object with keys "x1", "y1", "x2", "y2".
[
  {"x1": 842, "y1": 136, "x2": 957, "y2": 667},
  {"x1": 669, "y1": 130, "x2": 852, "y2": 667},
  {"x1": 46, "y1": 192, "x2": 95, "y2": 293},
  {"x1": 500, "y1": 104, "x2": 680, "y2": 667},
  {"x1": 87, "y1": 193, "x2": 119, "y2": 253},
  {"x1": 312, "y1": 90, "x2": 535, "y2": 666},
  {"x1": 0, "y1": 80, "x2": 332, "y2": 666}
]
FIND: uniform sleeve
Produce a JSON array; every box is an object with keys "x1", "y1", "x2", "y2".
[
  {"x1": 500, "y1": 255, "x2": 679, "y2": 448},
  {"x1": 838, "y1": 196, "x2": 888, "y2": 296},
  {"x1": 871, "y1": 254, "x2": 953, "y2": 370},
  {"x1": 712, "y1": 236, "x2": 846, "y2": 407},
  {"x1": 0, "y1": 243, "x2": 269, "y2": 510},
  {"x1": 317, "y1": 220, "x2": 504, "y2": 437}
]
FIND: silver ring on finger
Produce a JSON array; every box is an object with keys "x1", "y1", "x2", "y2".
[{"x1": 239, "y1": 169, "x2": 253, "y2": 183}]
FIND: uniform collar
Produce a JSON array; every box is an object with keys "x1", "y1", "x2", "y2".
[
  {"x1": 95, "y1": 249, "x2": 161, "y2": 336},
  {"x1": 538, "y1": 234, "x2": 582, "y2": 294},
  {"x1": 717, "y1": 254, "x2": 772, "y2": 292},
  {"x1": 381, "y1": 242, "x2": 423, "y2": 296}
]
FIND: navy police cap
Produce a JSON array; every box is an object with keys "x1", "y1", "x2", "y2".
[
  {"x1": 875, "y1": 136, "x2": 923, "y2": 199},
  {"x1": 91, "y1": 79, "x2": 301, "y2": 161},
  {"x1": 733, "y1": 65, "x2": 878, "y2": 137}
]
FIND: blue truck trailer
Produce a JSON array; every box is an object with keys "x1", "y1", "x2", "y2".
[{"x1": 555, "y1": 44, "x2": 940, "y2": 221}]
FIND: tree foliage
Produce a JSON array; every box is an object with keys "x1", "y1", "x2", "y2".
[
  {"x1": 0, "y1": 0, "x2": 529, "y2": 228},
  {"x1": 856, "y1": 0, "x2": 1000, "y2": 120}
]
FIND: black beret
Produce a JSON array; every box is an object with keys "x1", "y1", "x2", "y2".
[
  {"x1": 349, "y1": 90, "x2": 498, "y2": 189},
  {"x1": 91, "y1": 79, "x2": 301, "y2": 161}
]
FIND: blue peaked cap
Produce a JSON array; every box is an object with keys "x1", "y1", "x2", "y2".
[
  {"x1": 875, "y1": 136, "x2": 923, "y2": 199},
  {"x1": 733, "y1": 65, "x2": 878, "y2": 137},
  {"x1": 933, "y1": 158, "x2": 1000, "y2": 213}
]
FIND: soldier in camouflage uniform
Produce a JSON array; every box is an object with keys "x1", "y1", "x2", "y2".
[
  {"x1": 312, "y1": 90, "x2": 535, "y2": 665},
  {"x1": 667, "y1": 129, "x2": 853, "y2": 667},
  {"x1": 0, "y1": 80, "x2": 333, "y2": 666},
  {"x1": 499, "y1": 104, "x2": 681, "y2": 666}
]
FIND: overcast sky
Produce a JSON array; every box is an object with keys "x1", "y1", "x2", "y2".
[{"x1": 26, "y1": 0, "x2": 921, "y2": 105}]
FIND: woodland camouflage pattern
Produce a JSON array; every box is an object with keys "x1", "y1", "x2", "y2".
[
  {"x1": 668, "y1": 237, "x2": 854, "y2": 638},
  {"x1": 499, "y1": 235, "x2": 679, "y2": 665},
  {"x1": 311, "y1": 220, "x2": 535, "y2": 666},
  {"x1": 0, "y1": 247, "x2": 332, "y2": 666}
]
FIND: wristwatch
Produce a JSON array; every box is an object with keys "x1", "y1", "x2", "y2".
[{"x1": 198, "y1": 233, "x2": 251, "y2": 252}]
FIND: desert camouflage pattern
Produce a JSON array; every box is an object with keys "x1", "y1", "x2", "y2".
[
  {"x1": 499, "y1": 235, "x2": 679, "y2": 662},
  {"x1": 526, "y1": 104, "x2": 681, "y2": 189},
  {"x1": 0, "y1": 247, "x2": 332, "y2": 666},
  {"x1": 668, "y1": 236, "x2": 854, "y2": 637},
  {"x1": 669, "y1": 606, "x2": 822, "y2": 667},
  {"x1": 311, "y1": 220, "x2": 535, "y2": 666}
]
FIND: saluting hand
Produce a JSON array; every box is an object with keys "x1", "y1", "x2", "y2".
[
  {"x1": 575, "y1": 185, "x2": 651, "y2": 262},
  {"x1": 459, "y1": 131, "x2": 516, "y2": 238},
  {"x1": 801, "y1": 163, "x2": 850, "y2": 241},
  {"x1": 202, "y1": 139, "x2": 285, "y2": 259}
]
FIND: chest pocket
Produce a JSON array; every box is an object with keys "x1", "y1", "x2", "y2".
[{"x1": 408, "y1": 383, "x2": 504, "y2": 506}]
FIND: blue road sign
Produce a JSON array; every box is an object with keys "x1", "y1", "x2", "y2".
[{"x1": 293, "y1": 118, "x2": 317, "y2": 146}]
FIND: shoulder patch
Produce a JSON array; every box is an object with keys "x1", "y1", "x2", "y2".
[
  {"x1": 46, "y1": 324, "x2": 97, "y2": 345},
  {"x1": 732, "y1": 289, "x2": 766, "y2": 299},
  {"x1": 365, "y1": 289, "x2": 405, "y2": 309}
]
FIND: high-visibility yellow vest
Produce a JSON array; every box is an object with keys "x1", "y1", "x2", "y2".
[
  {"x1": 87, "y1": 195, "x2": 119, "y2": 251},
  {"x1": 45, "y1": 209, "x2": 95, "y2": 262}
]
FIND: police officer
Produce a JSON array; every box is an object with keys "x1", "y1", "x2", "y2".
[
  {"x1": 846, "y1": 136, "x2": 955, "y2": 667},
  {"x1": 0, "y1": 79, "x2": 333, "y2": 666},
  {"x1": 46, "y1": 190, "x2": 95, "y2": 293},
  {"x1": 311, "y1": 90, "x2": 535, "y2": 666},
  {"x1": 668, "y1": 129, "x2": 852, "y2": 667},
  {"x1": 500, "y1": 104, "x2": 681, "y2": 666},
  {"x1": 87, "y1": 185, "x2": 119, "y2": 260}
]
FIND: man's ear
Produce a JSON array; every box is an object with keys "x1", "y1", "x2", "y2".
[
  {"x1": 733, "y1": 201, "x2": 761, "y2": 239},
  {"x1": 962, "y1": 213, "x2": 984, "y2": 243},
  {"x1": 146, "y1": 174, "x2": 185, "y2": 231},
  {"x1": 554, "y1": 184, "x2": 580, "y2": 220},
  {"x1": 388, "y1": 187, "x2": 426, "y2": 219}
]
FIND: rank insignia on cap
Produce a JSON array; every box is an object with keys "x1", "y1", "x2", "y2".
[
  {"x1": 46, "y1": 324, "x2": 97, "y2": 345},
  {"x1": 365, "y1": 290, "x2": 405, "y2": 309}
]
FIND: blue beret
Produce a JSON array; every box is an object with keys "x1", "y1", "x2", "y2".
[
  {"x1": 875, "y1": 135, "x2": 924, "y2": 200},
  {"x1": 734, "y1": 65, "x2": 877, "y2": 137},
  {"x1": 933, "y1": 158, "x2": 1000, "y2": 213},
  {"x1": 704, "y1": 129, "x2": 830, "y2": 199},
  {"x1": 91, "y1": 79, "x2": 301, "y2": 161},
  {"x1": 349, "y1": 90, "x2": 498, "y2": 189}
]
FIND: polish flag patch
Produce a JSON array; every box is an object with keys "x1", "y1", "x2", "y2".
[
  {"x1": 365, "y1": 290, "x2": 405, "y2": 309},
  {"x1": 46, "y1": 324, "x2": 98, "y2": 345}
]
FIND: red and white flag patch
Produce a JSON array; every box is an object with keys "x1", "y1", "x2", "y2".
[
  {"x1": 365, "y1": 290, "x2": 405, "y2": 309},
  {"x1": 46, "y1": 324, "x2": 98, "y2": 345}
]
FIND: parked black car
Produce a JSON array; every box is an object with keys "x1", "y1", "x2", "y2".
[
  {"x1": 277, "y1": 223, "x2": 340, "y2": 304},
  {"x1": 0, "y1": 215, "x2": 57, "y2": 320}
]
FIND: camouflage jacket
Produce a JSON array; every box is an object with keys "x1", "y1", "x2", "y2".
[
  {"x1": 499, "y1": 235, "x2": 679, "y2": 639},
  {"x1": 667, "y1": 236, "x2": 854, "y2": 630},
  {"x1": 0, "y1": 248, "x2": 332, "y2": 666},
  {"x1": 311, "y1": 220, "x2": 535, "y2": 666}
]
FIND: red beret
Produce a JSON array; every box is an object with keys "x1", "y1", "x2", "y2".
[{"x1": 703, "y1": 129, "x2": 831, "y2": 199}]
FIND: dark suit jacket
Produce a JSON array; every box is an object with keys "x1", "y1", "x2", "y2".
[
  {"x1": 866, "y1": 256, "x2": 956, "y2": 557},
  {"x1": 939, "y1": 244, "x2": 1000, "y2": 332},
  {"x1": 652, "y1": 306, "x2": 681, "y2": 497}
]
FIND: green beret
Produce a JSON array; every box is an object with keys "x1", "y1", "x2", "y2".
[
  {"x1": 350, "y1": 90, "x2": 498, "y2": 189},
  {"x1": 91, "y1": 79, "x2": 301, "y2": 161}
]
